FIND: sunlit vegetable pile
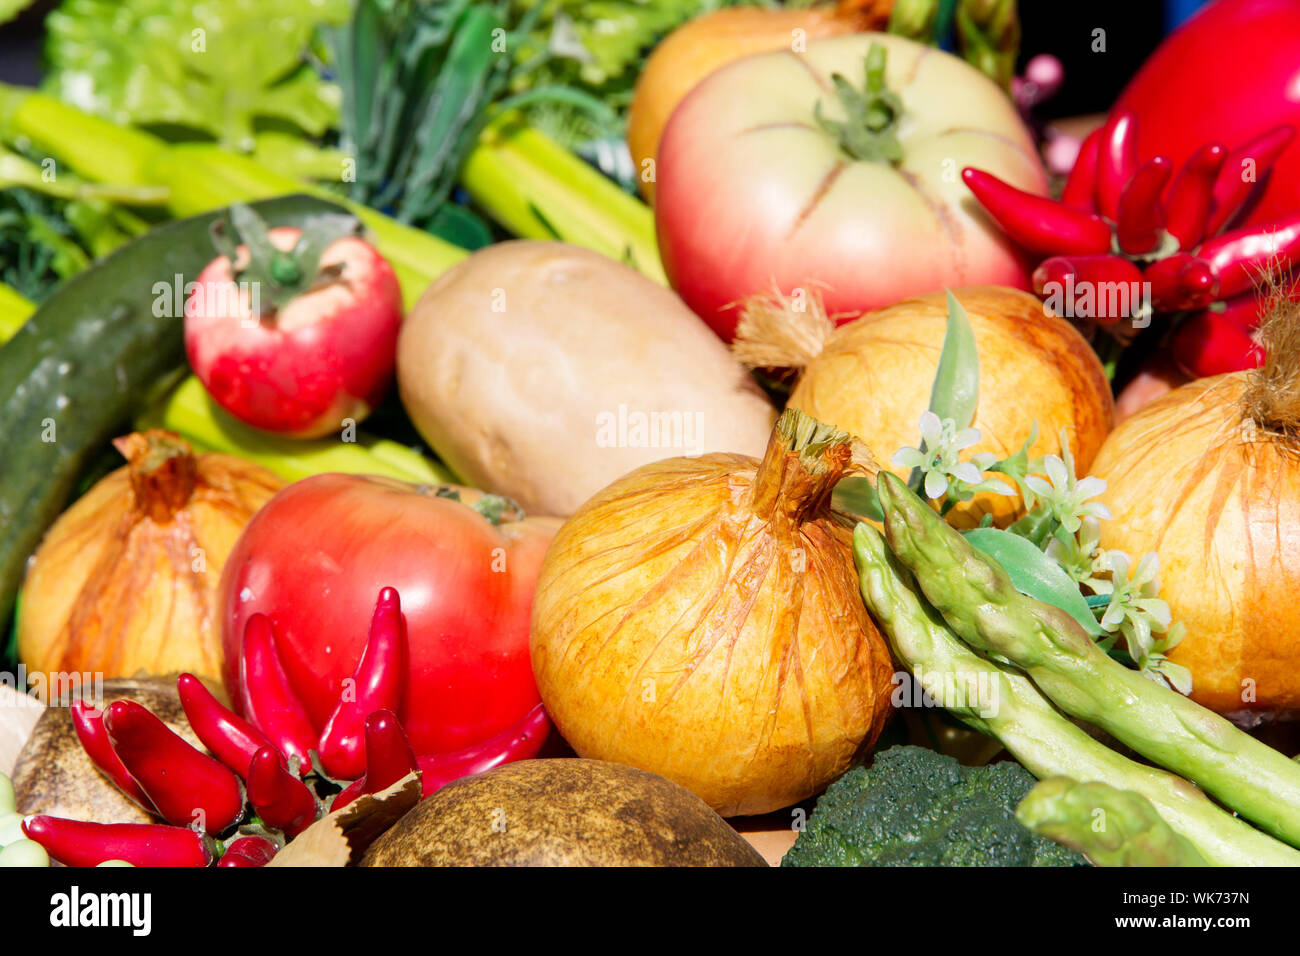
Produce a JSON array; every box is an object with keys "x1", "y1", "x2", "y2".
[{"x1": 3, "y1": 0, "x2": 1300, "y2": 871}]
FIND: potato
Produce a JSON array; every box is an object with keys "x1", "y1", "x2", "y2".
[
  {"x1": 361, "y1": 758, "x2": 768, "y2": 867},
  {"x1": 397, "y1": 241, "x2": 776, "y2": 516}
]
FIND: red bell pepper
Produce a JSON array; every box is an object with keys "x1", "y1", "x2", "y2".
[
  {"x1": 69, "y1": 699, "x2": 157, "y2": 814},
  {"x1": 22, "y1": 816, "x2": 215, "y2": 867},
  {"x1": 103, "y1": 700, "x2": 245, "y2": 833},
  {"x1": 316, "y1": 587, "x2": 407, "y2": 780}
]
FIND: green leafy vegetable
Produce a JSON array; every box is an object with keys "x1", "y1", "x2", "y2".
[
  {"x1": 781, "y1": 745, "x2": 1087, "y2": 867},
  {"x1": 929, "y1": 290, "x2": 980, "y2": 429},
  {"x1": 963, "y1": 527, "x2": 1106, "y2": 636},
  {"x1": 43, "y1": 0, "x2": 350, "y2": 151}
]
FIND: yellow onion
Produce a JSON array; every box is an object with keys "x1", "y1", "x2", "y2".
[
  {"x1": 1090, "y1": 298, "x2": 1300, "y2": 718},
  {"x1": 530, "y1": 409, "x2": 895, "y2": 816},
  {"x1": 735, "y1": 286, "x2": 1114, "y2": 526},
  {"x1": 19, "y1": 430, "x2": 282, "y2": 687},
  {"x1": 626, "y1": 2, "x2": 886, "y2": 202}
]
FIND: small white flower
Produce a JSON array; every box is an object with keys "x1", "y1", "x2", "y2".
[{"x1": 892, "y1": 412, "x2": 991, "y2": 502}]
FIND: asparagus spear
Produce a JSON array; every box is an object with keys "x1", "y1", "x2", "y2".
[
  {"x1": 852, "y1": 522, "x2": 1300, "y2": 866},
  {"x1": 1016, "y1": 778, "x2": 1209, "y2": 867},
  {"x1": 875, "y1": 470, "x2": 1300, "y2": 848}
]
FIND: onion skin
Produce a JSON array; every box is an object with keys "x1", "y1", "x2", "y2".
[
  {"x1": 1089, "y1": 374, "x2": 1300, "y2": 716},
  {"x1": 530, "y1": 420, "x2": 895, "y2": 817},
  {"x1": 18, "y1": 433, "x2": 282, "y2": 687},
  {"x1": 787, "y1": 287, "x2": 1114, "y2": 526}
]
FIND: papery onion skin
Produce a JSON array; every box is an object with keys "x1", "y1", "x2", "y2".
[
  {"x1": 18, "y1": 432, "x2": 282, "y2": 688},
  {"x1": 1089, "y1": 374, "x2": 1300, "y2": 716},
  {"x1": 530, "y1": 419, "x2": 895, "y2": 817},
  {"x1": 787, "y1": 287, "x2": 1114, "y2": 526}
]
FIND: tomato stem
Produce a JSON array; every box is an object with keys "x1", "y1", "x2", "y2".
[{"x1": 814, "y1": 42, "x2": 905, "y2": 165}]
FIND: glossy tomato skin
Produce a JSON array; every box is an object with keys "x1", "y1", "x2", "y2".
[
  {"x1": 1114, "y1": 0, "x2": 1300, "y2": 230},
  {"x1": 655, "y1": 33, "x2": 1045, "y2": 341},
  {"x1": 218, "y1": 475, "x2": 559, "y2": 755},
  {"x1": 185, "y1": 227, "x2": 402, "y2": 438}
]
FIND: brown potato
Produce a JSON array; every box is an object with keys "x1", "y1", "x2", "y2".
[
  {"x1": 397, "y1": 241, "x2": 776, "y2": 516},
  {"x1": 362, "y1": 758, "x2": 768, "y2": 867}
]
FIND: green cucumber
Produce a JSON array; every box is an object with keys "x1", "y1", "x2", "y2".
[{"x1": 0, "y1": 194, "x2": 358, "y2": 630}]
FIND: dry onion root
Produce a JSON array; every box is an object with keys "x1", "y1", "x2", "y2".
[
  {"x1": 18, "y1": 431, "x2": 282, "y2": 689},
  {"x1": 733, "y1": 285, "x2": 1115, "y2": 528},
  {"x1": 529, "y1": 409, "x2": 895, "y2": 817},
  {"x1": 1090, "y1": 279, "x2": 1300, "y2": 718}
]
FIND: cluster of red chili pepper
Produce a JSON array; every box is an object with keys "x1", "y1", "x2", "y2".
[
  {"x1": 21, "y1": 587, "x2": 550, "y2": 867},
  {"x1": 961, "y1": 111, "x2": 1298, "y2": 378}
]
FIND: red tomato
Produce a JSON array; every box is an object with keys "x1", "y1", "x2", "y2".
[
  {"x1": 185, "y1": 227, "x2": 402, "y2": 438},
  {"x1": 654, "y1": 33, "x2": 1046, "y2": 341},
  {"x1": 1115, "y1": 0, "x2": 1300, "y2": 229},
  {"x1": 218, "y1": 475, "x2": 559, "y2": 755}
]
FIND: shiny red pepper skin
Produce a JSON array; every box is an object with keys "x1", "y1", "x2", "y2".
[
  {"x1": 1096, "y1": 110, "x2": 1140, "y2": 222},
  {"x1": 246, "y1": 746, "x2": 320, "y2": 838},
  {"x1": 1143, "y1": 253, "x2": 1220, "y2": 312},
  {"x1": 1032, "y1": 254, "x2": 1144, "y2": 323},
  {"x1": 1197, "y1": 211, "x2": 1300, "y2": 299},
  {"x1": 69, "y1": 699, "x2": 157, "y2": 814},
  {"x1": 1206, "y1": 125, "x2": 1296, "y2": 237},
  {"x1": 177, "y1": 673, "x2": 279, "y2": 778},
  {"x1": 22, "y1": 816, "x2": 215, "y2": 867},
  {"x1": 330, "y1": 710, "x2": 419, "y2": 812},
  {"x1": 961, "y1": 168, "x2": 1112, "y2": 256},
  {"x1": 218, "y1": 835, "x2": 279, "y2": 868},
  {"x1": 317, "y1": 587, "x2": 407, "y2": 780},
  {"x1": 103, "y1": 700, "x2": 245, "y2": 833},
  {"x1": 1164, "y1": 144, "x2": 1226, "y2": 251},
  {"x1": 1116, "y1": 156, "x2": 1173, "y2": 255},
  {"x1": 239, "y1": 613, "x2": 319, "y2": 776},
  {"x1": 1172, "y1": 309, "x2": 1263, "y2": 378},
  {"x1": 417, "y1": 702, "x2": 550, "y2": 798},
  {"x1": 1061, "y1": 127, "x2": 1102, "y2": 211}
]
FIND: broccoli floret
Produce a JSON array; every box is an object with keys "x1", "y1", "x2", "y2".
[{"x1": 781, "y1": 746, "x2": 1088, "y2": 867}]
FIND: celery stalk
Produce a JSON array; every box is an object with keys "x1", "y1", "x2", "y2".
[
  {"x1": 0, "y1": 283, "x2": 34, "y2": 342},
  {"x1": 139, "y1": 376, "x2": 459, "y2": 485},
  {"x1": 462, "y1": 117, "x2": 666, "y2": 284}
]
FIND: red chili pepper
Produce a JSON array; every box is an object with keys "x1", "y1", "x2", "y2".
[
  {"x1": 239, "y1": 613, "x2": 318, "y2": 776},
  {"x1": 246, "y1": 746, "x2": 320, "y2": 838},
  {"x1": 961, "y1": 168, "x2": 1112, "y2": 256},
  {"x1": 1096, "y1": 110, "x2": 1140, "y2": 222},
  {"x1": 1032, "y1": 254, "x2": 1144, "y2": 324},
  {"x1": 22, "y1": 816, "x2": 215, "y2": 867},
  {"x1": 178, "y1": 673, "x2": 279, "y2": 778},
  {"x1": 1197, "y1": 212, "x2": 1300, "y2": 299},
  {"x1": 317, "y1": 587, "x2": 407, "y2": 780},
  {"x1": 330, "y1": 710, "x2": 419, "y2": 812},
  {"x1": 1060, "y1": 126, "x2": 1102, "y2": 211},
  {"x1": 1143, "y1": 253, "x2": 1219, "y2": 312},
  {"x1": 218, "y1": 835, "x2": 279, "y2": 868},
  {"x1": 69, "y1": 699, "x2": 157, "y2": 814},
  {"x1": 1213, "y1": 294, "x2": 1267, "y2": 332},
  {"x1": 1116, "y1": 156, "x2": 1173, "y2": 255},
  {"x1": 103, "y1": 700, "x2": 245, "y2": 833},
  {"x1": 1172, "y1": 309, "x2": 1264, "y2": 378},
  {"x1": 1206, "y1": 125, "x2": 1296, "y2": 237},
  {"x1": 1163, "y1": 144, "x2": 1226, "y2": 251},
  {"x1": 417, "y1": 703, "x2": 551, "y2": 799}
]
